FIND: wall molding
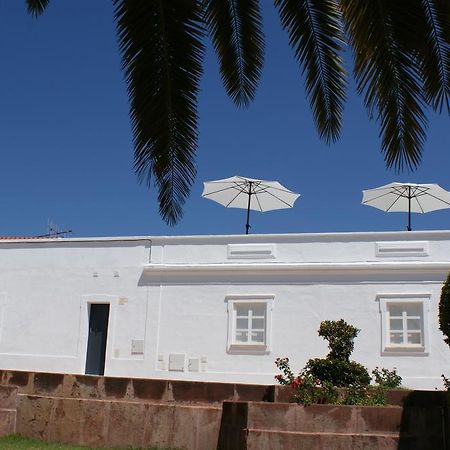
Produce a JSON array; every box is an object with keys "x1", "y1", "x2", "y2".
[{"x1": 143, "y1": 261, "x2": 450, "y2": 277}]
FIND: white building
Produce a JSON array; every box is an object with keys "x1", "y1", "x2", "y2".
[{"x1": 0, "y1": 231, "x2": 449, "y2": 389}]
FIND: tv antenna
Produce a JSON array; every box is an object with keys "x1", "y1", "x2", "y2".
[{"x1": 35, "y1": 219, "x2": 72, "y2": 238}]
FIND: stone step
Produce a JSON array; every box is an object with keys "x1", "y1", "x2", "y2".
[
  {"x1": 0, "y1": 370, "x2": 272, "y2": 405},
  {"x1": 245, "y1": 429, "x2": 445, "y2": 450},
  {"x1": 245, "y1": 402, "x2": 443, "y2": 435},
  {"x1": 16, "y1": 394, "x2": 221, "y2": 450}
]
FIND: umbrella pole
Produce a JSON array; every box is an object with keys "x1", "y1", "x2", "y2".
[
  {"x1": 407, "y1": 187, "x2": 412, "y2": 231},
  {"x1": 245, "y1": 182, "x2": 252, "y2": 234}
]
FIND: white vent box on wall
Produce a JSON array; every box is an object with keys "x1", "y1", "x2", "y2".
[
  {"x1": 375, "y1": 241, "x2": 429, "y2": 257},
  {"x1": 131, "y1": 339, "x2": 144, "y2": 355},
  {"x1": 169, "y1": 353, "x2": 185, "y2": 371},
  {"x1": 188, "y1": 358, "x2": 200, "y2": 372},
  {"x1": 227, "y1": 244, "x2": 276, "y2": 259}
]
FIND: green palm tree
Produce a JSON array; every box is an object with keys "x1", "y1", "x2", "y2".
[{"x1": 27, "y1": 0, "x2": 450, "y2": 225}]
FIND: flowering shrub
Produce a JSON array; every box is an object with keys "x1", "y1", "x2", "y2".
[
  {"x1": 372, "y1": 367, "x2": 402, "y2": 389},
  {"x1": 275, "y1": 358, "x2": 393, "y2": 406},
  {"x1": 275, "y1": 357, "x2": 337, "y2": 406},
  {"x1": 274, "y1": 320, "x2": 402, "y2": 406}
]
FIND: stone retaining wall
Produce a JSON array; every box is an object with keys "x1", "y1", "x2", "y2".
[
  {"x1": 1, "y1": 370, "x2": 449, "y2": 449},
  {"x1": 218, "y1": 401, "x2": 446, "y2": 450},
  {"x1": 16, "y1": 395, "x2": 221, "y2": 449},
  {"x1": 0, "y1": 369, "x2": 272, "y2": 404}
]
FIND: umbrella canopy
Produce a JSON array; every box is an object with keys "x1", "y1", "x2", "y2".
[
  {"x1": 202, "y1": 176, "x2": 300, "y2": 234},
  {"x1": 362, "y1": 182, "x2": 450, "y2": 231}
]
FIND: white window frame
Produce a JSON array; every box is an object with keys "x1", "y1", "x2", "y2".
[
  {"x1": 377, "y1": 293, "x2": 430, "y2": 356},
  {"x1": 226, "y1": 295, "x2": 274, "y2": 354}
]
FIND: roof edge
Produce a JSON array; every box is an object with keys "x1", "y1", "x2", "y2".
[{"x1": 1, "y1": 229, "x2": 450, "y2": 244}]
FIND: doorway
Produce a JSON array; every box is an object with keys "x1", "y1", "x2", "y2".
[{"x1": 85, "y1": 303, "x2": 110, "y2": 375}]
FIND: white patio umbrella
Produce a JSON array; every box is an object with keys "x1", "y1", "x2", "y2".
[
  {"x1": 202, "y1": 176, "x2": 300, "y2": 234},
  {"x1": 362, "y1": 182, "x2": 450, "y2": 231}
]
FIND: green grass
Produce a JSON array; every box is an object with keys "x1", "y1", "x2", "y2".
[{"x1": 0, "y1": 435, "x2": 173, "y2": 450}]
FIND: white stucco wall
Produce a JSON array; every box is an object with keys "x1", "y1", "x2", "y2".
[{"x1": 0, "y1": 231, "x2": 449, "y2": 389}]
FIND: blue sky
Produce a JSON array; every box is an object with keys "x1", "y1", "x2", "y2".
[{"x1": 0, "y1": 1, "x2": 449, "y2": 237}]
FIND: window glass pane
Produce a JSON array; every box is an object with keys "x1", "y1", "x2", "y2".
[
  {"x1": 390, "y1": 332, "x2": 403, "y2": 344},
  {"x1": 252, "y1": 318, "x2": 265, "y2": 330},
  {"x1": 235, "y1": 331, "x2": 248, "y2": 342},
  {"x1": 407, "y1": 318, "x2": 421, "y2": 331},
  {"x1": 389, "y1": 305, "x2": 403, "y2": 317},
  {"x1": 236, "y1": 304, "x2": 250, "y2": 317},
  {"x1": 236, "y1": 318, "x2": 248, "y2": 330},
  {"x1": 407, "y1": 332, "x2": 422, "y2": 345},
  {"x1": 251, "y1": 331, "x2": 264, "y2": 343},
  {"x1": 251, "y1": 304, "x2": 266, "y2": 317},
  {"x1": 405, "y1": 303, "x2": 422, "y2": 316},
  {"x1": 390, "y1": 318, "x2": 403, "y2": 331}
]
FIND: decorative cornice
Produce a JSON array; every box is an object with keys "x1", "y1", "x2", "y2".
[{"x1": 143, "y1": 261, "x2": 450, "y2": 276}]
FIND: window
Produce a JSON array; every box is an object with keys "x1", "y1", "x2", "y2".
[
  {"x1": 378, "y1": 294, "x2": 429, "y2": 356},
  {"x1": 388, "y1": 303, "x2": 423, "y2": 346},
  {"x1": 226, "y1": 295, "x2": 273, "y2": 353}
]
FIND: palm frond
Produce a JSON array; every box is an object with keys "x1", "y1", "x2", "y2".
[
  {"x1": 26, "y1": 0, "x2": 49, "y2": 17},
  {"x1": 341, "y1": 0, "x2": 427, "y2": 171},
  {"x1": 203, "y1": 0, "x2": 264, "y2": 107},
  {"x1": 416, "y1": 0, "x2": 450, "y2": 112},
  {"x1": 114, "y1": 0, "x2": 205, "y2": 225},
  {"x1": 274, "y1": 0, "x2": 346, "y2": 143}
]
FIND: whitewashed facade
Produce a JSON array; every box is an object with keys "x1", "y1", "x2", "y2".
[{"x1": 0, "y1": 231, "x2": 449, "y2": 389}]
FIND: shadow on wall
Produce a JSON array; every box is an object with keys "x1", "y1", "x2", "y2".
[{"x1": 398, "y1": 391, "x2": 448, "y2": 450}]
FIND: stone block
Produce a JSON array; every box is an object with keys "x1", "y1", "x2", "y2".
[
  {"x1": 246, "y1": 430, "x2": 403, "y2": 450},
  {"x1": 235, "y1": 384, "x2": 272, "y2": 402},
  {"x1": 171, "y1": 380, "x2": 235, "y2": 404},
  {"x1": 16, "y1": 395, "x2": 53, "y2": 441},
  {"x1": 132, "y1": 378, "x2": 167, "y2": 402},
  {"x1": 0, "y1": 409, "x2": 16, "y2": 437},
  {"x1": 142, "y1": 403, "x2": 175, "y2": 449},
  {"x1": 71, "y1": 375, "x2": 100, "y2": 399},
  {"x1": 8, "y1": 371, "x2": 31, "y2": 388},
  {"x1": 104, "y1": 377, "x2": 130, "y2": 399},
  {"x1": 0, "y1": 385, "x2": 17, "y2": 409},
  {"x1": 33, "y1": 373, "x2": 64, "y2": 395}
]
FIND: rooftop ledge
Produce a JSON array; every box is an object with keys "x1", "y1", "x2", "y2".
[
  {"x1": 143, "y1": 261, "x2": 450, "y2": 275},
  {"x1": 1, "y1": 229, "x2": 450, "y2": 245}
]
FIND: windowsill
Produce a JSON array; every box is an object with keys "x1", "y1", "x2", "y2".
[
  {"x1": 382, "y1": 345, "x2": 428, "y2": 356},
  {"x1": 227, "y1": 344, "x2": 270, "y2": 355}
]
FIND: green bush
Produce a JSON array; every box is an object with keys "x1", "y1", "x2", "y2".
[
  {"x1": 439, "y1": 272, "x2": 450, "y2": 347},
  {"x1": 372, "y1": 367, "x2": 402, "y2": 389},
  {"x1": 305, "y1": 319, "x2": 370, "y2": 387},
  {"x1": 318, "y1": 319, "x2": 359, "y2": 361},
  {"x1": 305, "y1": 358, "x2": 371, "y2": 387}
]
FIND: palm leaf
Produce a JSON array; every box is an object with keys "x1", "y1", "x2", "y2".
[
  {"x1": 274, "y1": 0, "x2": 346, "y2": 143},
  {"x1": 203, "y1": 0, "x2": 264, "y2": 107},
  {"x1": 341, "y1": 0, "x2": 427, "y2": 171},
  {"x1": 26, "y1": 0, "x2": 49, "y2": 17},
  {"x1": 416, "y1": 0, "x2": 450, "y2": 112},
  {"x1": 114, "y1": 0, "x2": 205, "y2": 225}
]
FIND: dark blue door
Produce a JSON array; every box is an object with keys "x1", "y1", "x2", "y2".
[{"x1": 85, "y1": 304, "x2": 110, "y2": 375}]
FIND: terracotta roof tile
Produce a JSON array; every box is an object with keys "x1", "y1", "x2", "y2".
[{"x1": 0, "y1": 236, "x2": 48, "y2": 240}]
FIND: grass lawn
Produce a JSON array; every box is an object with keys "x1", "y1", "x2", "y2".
[{"x1": 0, "y1": 435, "x2": 175, "y2": 450}]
